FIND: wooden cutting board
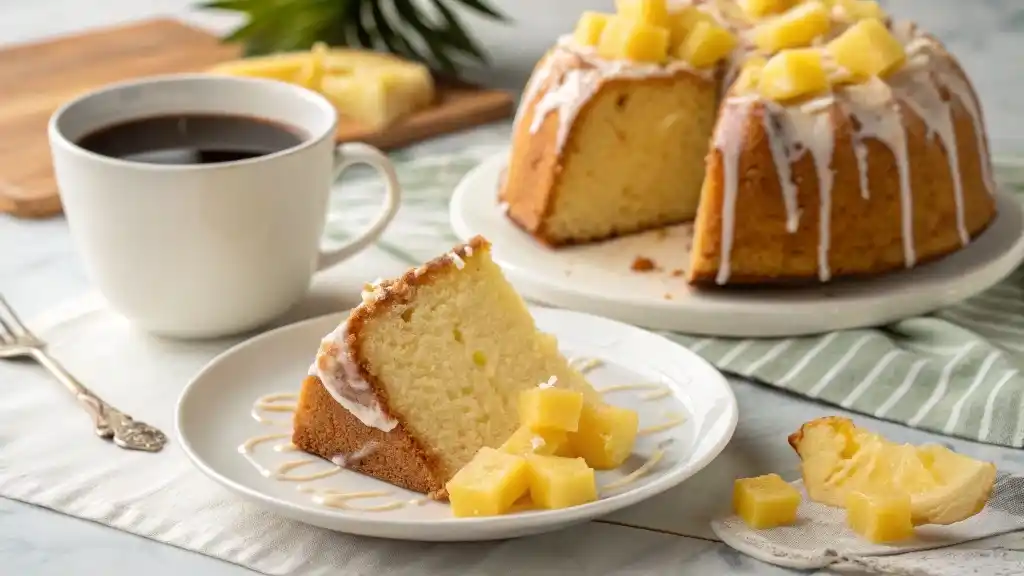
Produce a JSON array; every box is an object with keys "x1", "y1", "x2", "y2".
[{"x1": 0, "y1": 19, "x2": 515, "y2": 219}]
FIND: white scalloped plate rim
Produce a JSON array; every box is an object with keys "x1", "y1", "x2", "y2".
[
  {"x1": 175, "y1": 306, "x2": 738, "y2": 542},
  {"x1": 449, "y1": 151, "x2": 1024, "y2": 337}
]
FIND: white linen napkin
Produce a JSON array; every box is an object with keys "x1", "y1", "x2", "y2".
[{"x1": 712, "y1": 476, "x2": 1024, "y2": 574}]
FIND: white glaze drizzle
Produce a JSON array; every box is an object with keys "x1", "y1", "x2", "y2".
[
  {"x1": 714, "y1": 97, "x2": 754, "y2": 285},
  {"x1": 529, "y1": 37, "x2": 710, "y2": 153},
  {"x1": 310, "y1": 321, "x2": 398, "y2": 432},
  {"x1": 761, "y1": 104, "x2": 802, "y2": 235}
]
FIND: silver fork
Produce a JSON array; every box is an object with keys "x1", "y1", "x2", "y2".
[{"x1": 0, "y1": 295, "x2": 167, "y2": 452}]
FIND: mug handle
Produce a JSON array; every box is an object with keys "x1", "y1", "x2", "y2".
[{"x1": 316, "y1": 142, "x2": 402, "y2": 271}]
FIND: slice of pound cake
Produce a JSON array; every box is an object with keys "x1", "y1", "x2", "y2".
[{"x1": 292, "y1": 236, "x2": 599, "y2": 498}]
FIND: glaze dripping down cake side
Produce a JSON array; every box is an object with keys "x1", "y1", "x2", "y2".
[
  {"x1": 292, "y1": 236, "x2": 598, "y2": 498},
  {"x1": 499, "y1": 0, "x2": 997, "y2": 285}
]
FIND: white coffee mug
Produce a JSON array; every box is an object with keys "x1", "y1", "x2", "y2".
[{"x1": 49, "y1": 74, "x2": 401, "y2": 338}]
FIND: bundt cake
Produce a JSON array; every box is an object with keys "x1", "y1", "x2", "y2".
[
  {"x1": 292, "y1": 236, "x2": 599, "y2": 498},
  {"x1": 499, "y1": 0, "x2": 997, "y2": 285}
]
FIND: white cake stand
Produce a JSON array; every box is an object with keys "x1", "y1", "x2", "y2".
[{"x1": 449, "y1": 152, "x2": 1024, "y2": 338}]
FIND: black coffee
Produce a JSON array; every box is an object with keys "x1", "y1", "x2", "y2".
[{"x1": 75, "y1": 114, "x2": 305, "y2": 165}]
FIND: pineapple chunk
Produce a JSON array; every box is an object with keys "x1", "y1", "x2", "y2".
[
  {"x1": 615, "y1": 0, "x2": 671, "y2": 28},
  {"x1": 826, "y1": 18, "x2": 906, "y2": 79},
  {"x1": 574, "y1": 12, "x2": 612, "y2": 47},
  {"x1": 446, "y1": 447, "x2": 530, "y2": 517},
  {"x1": 832, "y1": 0, "x2": 885, "y2": 21},
  {"x1": 525, "y1": 455, "x2": 598, "y2": 509},
  {"x1": 666, "y1": 6, "x2": 711, "y2": 47},
  {"x1": 519, "y1": 388, "x2": 585, "y2": 432},
  {"x1": 751, "y1": 1, "x2": 831, "y2": 53},
  {"x1": 733, "y1": 474, "x2": 801, "y2": 529},
  {"x1": 740, "y1": 0, "x2": 796, "y2": 18},
  {"x1": 567, "y1": 402, "x2": 639, "y2": 469},
  {"x1": 758, "y1": 48, "x2": 829, "y2": 101},
  {"x1": 676, "y1": 20, "x2": 738, "y2": 68},
  {"x1": 597, "y1": 17, "x2": 670, "y2": 63},
  {"x1": 733, "y1": 56, "x2": 767, "y2": 94},
  {"x1": 845, "y1": 490, "x2": 915, "y2": 543},
  {"x1": 500, "y1": 424, "x2": 571, "y2": 457},
  {"x1": 789, "y1": 417, "x2": 997, "y2": 526}
]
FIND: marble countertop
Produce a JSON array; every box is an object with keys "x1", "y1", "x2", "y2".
[{"x1": 1, "y1": 1, "x2": 1023, "y2": 574}]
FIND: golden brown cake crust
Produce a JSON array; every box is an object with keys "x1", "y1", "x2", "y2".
[
  {"x1": 292, "y1": 235, "x2": 492, "y2": 499},
  {"x1": 688, "y1": 73, "x2": 996, "y2": 285}
]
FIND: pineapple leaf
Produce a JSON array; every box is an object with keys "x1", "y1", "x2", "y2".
[
  {"x1": 431, "y1": 0, "x2": 487, "y2": 62},
  {"x1": 201, "y1": 0, "x2": 510, "y2": 77},
  {"x1": 451, "y1": 0, "x2": 509, "y2": 21}
]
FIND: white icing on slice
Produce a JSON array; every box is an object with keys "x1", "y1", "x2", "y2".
[
  {"x1": 312, "y1": 321, "x2": 398, "y2": 432},
  {"x1": 762, "y1": 103, "x2": 801, "y2": 234}
]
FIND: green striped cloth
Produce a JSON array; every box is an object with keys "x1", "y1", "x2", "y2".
[{"x1": 328, "y1": 131, "x2": 1024, "y2": 448}]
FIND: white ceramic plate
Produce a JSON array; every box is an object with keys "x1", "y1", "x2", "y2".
[
  {"x1": 176, "y1": 307, "x2": 738, "y2": 542},
  {"x1": 450, "y1": 152, "x2": 1024, "y2": 337}
]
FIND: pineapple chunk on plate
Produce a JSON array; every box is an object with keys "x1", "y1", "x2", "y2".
[
  {"x1": 499, "y1": 424, "x2": 572, "y2": 457},
  {"x1": 446, "y1": 447, "x2": 530, "y2": 518},
  {"x1": 519, "y1": 387, "x2": 585, "y2": 432},
  {"x1": 568, "y1": 401, "x2": 640, "y2": 469},
  {"x1": 526, "y1": 455, "x2": 598, "y2": 510}
]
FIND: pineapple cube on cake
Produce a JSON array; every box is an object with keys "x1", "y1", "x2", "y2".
[
  {"x1": 826, "y1": 18, "x2": 906, "y2": 79},
  {"x1": 574, "y1": 11, "x2": 613, "y2": 47},
  {"x1": 597, "y1": 17, "x2": 670, "y2": 63},
  {"x1": 666, "y1": 6, "x2": 711, "y2": 46},
  {"x1": 751, "y1": 1, "x2": 832, "y2": 53},
  {"x1": 831, "y1": 0, "x2": 885, "y2": 21},
  {"x1": 740, "y1": 0, "x2": 796, "y2": 18},
  {"x1": 733, "y1": 474, "x2": 801, "y2": 529},
  {"x1": 845, "y1": 490, "x2": 915, "y2": 543},
  {"x1": 614, "y1": 0, "x2": 671, "y2": 28},
  {"x1": 758, "y1": 48, "x2": 829, "y2": 101},
  {"x1": 446, "y1": 448, "x2": 530, "y2": 517},
  {"x1": 525, "y1": 455, "x2": 598, "y2": 509},
  {"x1": 568, "y1": 402, "x2": 639, "y2": 469},
  {"x1": 789, "y1": 417, "x2": 996, "y2": 525},
  {"x1": 519, "y1": 385, "x2": 585, "y2": 432},
  {"x1": 676, "y1": 20, "x2": 738, "y2": 68},
  {"x1": 733, "y1": 56, "x2": 768, "y2": 94},
  {"x1": 500, "y1": 425, "x2": 571, "y2": 457}
]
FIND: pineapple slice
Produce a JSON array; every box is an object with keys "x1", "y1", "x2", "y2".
[
  {"x1": 615, "y1": 0, "x2": 671, "y2": 28},
  {"x1": 446, "y1": 447, "x2": 530, "y2": 517},
  {"x1": 826, "y1": 18, "x2": 906, "y2": 79},
  {"x1": 758, "y1": 48, "x2": 829, "y2": 101},
  {"x1": 525, "y1": 455, "x2": 598, "y2": 509},
  {"x1": 574, "y1": 11, "x2": 613, "y2": 47},
  {"x1": 732, "y1": 56, "x2": 767, "y2": 94},
  {"x1": 733, "y1": 474, "x2": 801, "y2": 529},
  {"x1": 676, "y1": 20, "x2": 738, "y2": 68},
  {"x1": 500, "y1": 424, "x2": 571, "y2": 457},
  {"x1": 740, "y1": 0, "x2": 796, "y2": 18},
  {"x1": 597, "y1": 16, "x2": 671, "y2": 63},
  {"x1": 845, "y1": 490, "x2": 915, "y2": 543},
  {"x1": 751, "y1": 1, "x2": 832, "y2": 53},
  {"x1": 212, "y1": 46, "x2": 435, "y2": 130},
  {"x1": 789, "y1": 417, "x2": 997, "y2": 525},
  {"x1": 567, "y1": 402, "x2": 639, "y2": 469},
  {"x1": 666, "y1": 6, "x2": 711, "y2": 47},
  {"x1": 519, "y1": 387, "x2": 585, "y2": 432}
]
